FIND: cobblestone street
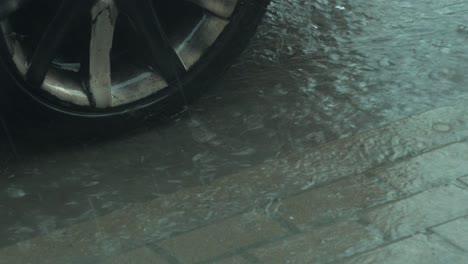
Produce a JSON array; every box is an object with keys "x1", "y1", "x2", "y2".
[{"x1": 1, "y1": 102, "x2": 467, "y2": 263}]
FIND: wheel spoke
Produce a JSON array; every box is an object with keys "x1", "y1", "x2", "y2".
[
  {"x1": 25, "y1": 0, "x2": 91, "y2": 86},
  {"x1": 115, "y1": 0, "x2": 186, "y2": 82},
  {"x1": 175, "y1": 14, "x2": 229, "y2": 69},
  {"x1": 89, "y1": 0, "x2": 118, "y2": 108},
  {"x1": 187, "y1": 0, "x2": 237, "y2": 18},
  {"x1": 2, "y1": 0, "x2": 239, "y2": 109}
]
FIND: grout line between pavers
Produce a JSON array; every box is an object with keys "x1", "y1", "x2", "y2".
[
  {"x1": 324, "y1": 219, "x2": 388, "y2": 262},
  {"x1": 360, "y1": 137, "x2": 468, "y2": 178},
  {"x1": 95, "y1": 203, "x2": 296, "y2": 263},
  {"x1": 59, "y1": 114, "x2": 468, "y2": 261},
  {"x1": 426, "y1": 214, "x2": 468, "y2": 231},
  {"x1": 145, "y1": 148, "x2": 465, "y2": 253},
  {"x1": 369, "y1": 138, "x2": 468, "y2": 191},
  {"x1": 363, "y1": 170, "x2": 402, "y2": 203},
  {"x1": 143, "y1": 206, "x2": 269, "y2": 247},
  {"x1": 355, "y1": 187, "x2": 438, "y2": 242},
  {"x1": 259, "y1": 137, "x2": 468, "y2": 222},
  {"x1": 276, "y1": 101, "x2": 467, "y2": 166},
  {"x1": 357, "y1": 182, "x2": 468, "y2": 218},
  {"x1": 6, "y1": 144, "x2": 459, "y2": 264},
  {"x1": 457, "y1": 176, "x2": 468, "y2": 188},
  {"x1": 366, "y1": 168, "x2": 404, "y2": 196},
  {"x1": 3, "y1": 107, "x2": 467, "y2": 260},
  {"x1": 357, "y1": 187, "x2": 430, "y2": 215},
  {"x1": 454, "y1": 180, "x2": 468, "y2": 190},
  {"x1": 347, "y1": 210, "x2": 468, "y2": 261},
  {"x1": 139, "y1": 176, "x2": 357, "y2": 247},
  {"x1": 226, "y1": 219, "x2": 386, "y2": 263},
  {"x1": 330, "y1": 233, "x2": 419, "y2": 263},
  {"x1": 356, "y1": 193, "x2": 468, "y2": 248},
  {"x1": 195, "y1": 233, "x2": 292, "y2": 264}
]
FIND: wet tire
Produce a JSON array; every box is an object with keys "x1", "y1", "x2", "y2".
[{"x1": 0, "y1": 0, "x2": 270, "y2": 127}]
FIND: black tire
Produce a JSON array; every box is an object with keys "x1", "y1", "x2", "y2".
[{"x1": 0, "y1": 0, "x2": 270, "y2": 127}]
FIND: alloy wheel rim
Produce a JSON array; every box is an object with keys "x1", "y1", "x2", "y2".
[{"x1": 0, "y1": 0, "x2": 238, "y2": 109}]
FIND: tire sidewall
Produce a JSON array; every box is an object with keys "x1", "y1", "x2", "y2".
[{"x1": 0, "y1": 0, "x2": 270, "y2": 126}]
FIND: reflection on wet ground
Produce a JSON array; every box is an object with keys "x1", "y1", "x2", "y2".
[{"x1": 0, "y1": 0, "x2": 467, "y2": 260}]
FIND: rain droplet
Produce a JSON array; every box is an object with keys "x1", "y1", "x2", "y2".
[
  {"x1": 432, "y1": 122, "x2": 452, "y2": 132},
  {"x1": 6, "y1": 187, "x2": 26, "y2": 198}
]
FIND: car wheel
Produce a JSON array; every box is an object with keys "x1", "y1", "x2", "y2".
[{"x1": 0, "y1": 0, "x2": 270, "y2": 119}]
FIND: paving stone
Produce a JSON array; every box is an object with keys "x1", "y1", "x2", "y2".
[
  {"x1": 0, "y1": 104, "x2": 466, "y2": 262},
  {"x1": 361, "y1": 185, "x2": 468, "y2": 240},
  {"x1": 158, "y1": 211, "x2": 288, "y2": 264},
  {"x1": 0, "y1": 225, "x2": 115, "y2": 264},
  {"x1": 339, "y1": 234, "x2": 468, "y2": 264},
  {"x1": 251, "y1": 221, "x2": 382, "y2": 264},
  {"x1": 278, "y1": 175, "x2": 394, "y2": 229},
  {"x1": 433, "y1": 217, "x2": 468, "y2": 251},
  {"x1": 375, "y1": 142, "x2": 468, "y2": 194},
  {"x1": 100, "y1": 247, "x2": 168, "y2": 264},
  {"x1": 282, "y1": 103, "x2": 468, "y2": 189}
]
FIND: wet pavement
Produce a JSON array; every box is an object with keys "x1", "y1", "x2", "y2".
[{"x1": 1, "y1": 0, "x2": 468, "y2": 263}]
